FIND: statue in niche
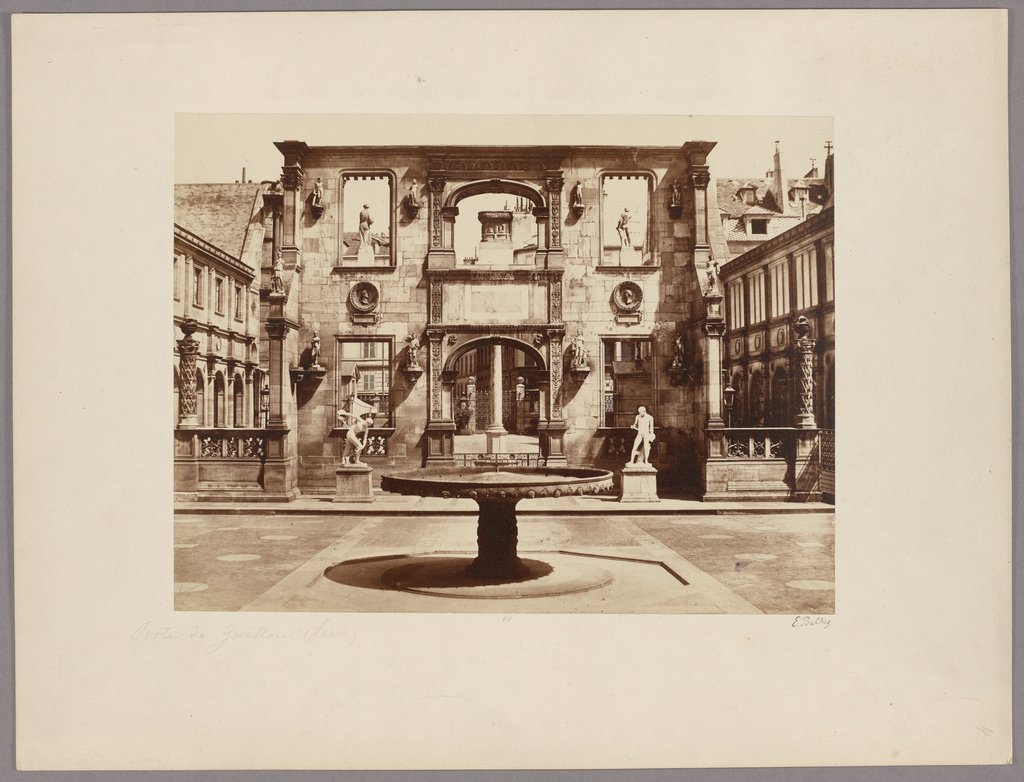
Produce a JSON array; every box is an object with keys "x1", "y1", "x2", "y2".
[
  {"x1": 570, "y1": 180, "x2": 584, "y2": 209},
  {"x1": 569, "y1": 332, "x2": 588, "y2": 370},
  {"x1": 405, "y1": 179, "x2": 422, "y2": 208},
  {"x1": 627, "y1": 405, "x2": 656, "y2": 466},
  {"x1": 310, "y1": 329, "x2": 321, "y2": 368},
  {"x1": 616, "y1": 208, "x2": 632, "y2": 248},
  {"x1": 312, "y1": 177, "x2": 324, "y2": 207},
  {"x1": 406, "y1": 333, "x2": 421, "y2": 367},
  {"x1": 271, "y1": 251, "x2": 285, "y2": 293},
  {"x1": 337, "y1": 408, "x2": 375, "y2": 465},
  {"x1": 671, "y1": 180, "x2": 682, "y2": 207},
  {"x1": 704, "y1": 261, "x2": 720, "y2": 296},
  {"x1": 671, "y1": 334, "x2": 685, "y2": 368},
  {"x1": 515, "y1": 376, "x2": 526, "y2": 402}
]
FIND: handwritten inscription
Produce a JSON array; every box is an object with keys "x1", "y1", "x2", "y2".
[
  {"x1": 791, "y1": 615, "x2": 830, "y2": 629},
  {"x1": 131, "y1": 620, "x2": 355, "y2": 655}
]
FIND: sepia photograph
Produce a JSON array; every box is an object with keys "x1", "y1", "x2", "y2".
[{"x1": 173, "y1": 115, "x2": 837, "y2": 614}]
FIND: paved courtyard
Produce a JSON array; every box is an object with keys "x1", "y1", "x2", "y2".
[{"x1": 174, "y1": 498, "x2": 834, "y2": 614}]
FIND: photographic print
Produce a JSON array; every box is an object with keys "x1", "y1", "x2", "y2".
[{"x1": 173, "y1": 115, "x2": 836, "y2": 615}]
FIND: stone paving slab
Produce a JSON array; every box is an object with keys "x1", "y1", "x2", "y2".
[{"x1": 175, "y1": 512, "x2": 833, "y2": 614}]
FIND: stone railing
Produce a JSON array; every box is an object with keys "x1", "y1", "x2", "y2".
[
  {"x1": 183, "y1": 428, "x2": 269, "y2": 459},
  {"x1": 819, "y1": 429, "x2": 835, "y2": 471},
  {"x1": 453, "y1": 452, "x2": 542, "y2": 469},
  {"x1": 717, "y1": 428, "x2": 791, "y2": 459}
]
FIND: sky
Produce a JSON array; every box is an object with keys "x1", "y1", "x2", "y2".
[{"x1": 175, "y1": 114, "x2": 834, "y2": 185}]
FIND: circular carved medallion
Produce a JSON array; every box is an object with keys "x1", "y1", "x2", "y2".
[
  {"x1": 611, "y1": 281, "x2": 643, "y2": 313},
  {"x1": 776, "y1": 328, "x2": 785, "y2": 346},
  {"x1": 349, "y1": 281, "x2": 380, "y2": 313}
]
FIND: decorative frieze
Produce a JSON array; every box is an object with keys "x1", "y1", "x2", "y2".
[{"x1": 429, "y1": 338, "x2": 443, "y2": 420}]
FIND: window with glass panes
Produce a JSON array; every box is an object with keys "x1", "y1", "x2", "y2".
[{"x1": 336, "y1": 338, "x2": 392, "y2": 426}]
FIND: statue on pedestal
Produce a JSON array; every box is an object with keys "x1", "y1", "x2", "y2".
[
  {"x1": 570, "y1": 180, "x2": 584, "y2": 209},
  {"x1": 616, "y1": 208, "x2": 632, "y2": 248},
  {"x1": 406, "y1": 333, "x2": 421, "y2": 367},
  {"x1": 337, "y1": 408, "x2": 375, "y2": 465},
  {"x1": 406, "y1": 179, "x2": 421, "y2": 208},
  {"x1": 671, "y1": 334, "x2": 685, "y2": 369},
  {"x1": 310, "y1": 329, "x2": 321, "y2": 368},
  {"x1": 704, "y1": 260, "x2": 720, "y2": 297},
  {"x1": 670, "y1": 180, "x2": 682, "y2": 208},
  {"x1": 569, "y1": 332, "x2": 588, "y2": 370},
  {"x1": 627, "y1": 405, "x2": 656, "y2": 466},
  {"x1": 312, "y1": 177, "x2": 324, "y2": 207},
  {"x1": 271, "y1": 250, "x2": 285, "y2": 293}
]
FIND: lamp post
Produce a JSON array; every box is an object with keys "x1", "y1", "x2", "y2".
[
  {"x1": 260, "y1": 382, "x2": 271, "y2": 429},
  {"x1": 723, "y1": 377, "x2": 736, "y2": 428}
]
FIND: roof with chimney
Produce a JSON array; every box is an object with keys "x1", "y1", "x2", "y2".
[{"x1": 174, "y1": 183, "x2": 267, "y2": 261}]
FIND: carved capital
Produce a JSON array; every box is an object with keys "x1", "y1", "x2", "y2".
[
  {"x1": 702, "y1": 320, "x2": 727, "y2": 338},
  {"x1": 545, "y1": 174, "x2": 564, "y2": 192},
  {"x1": 428, "y1": 176, "x2": 446, "y2": 193},
  {"x1": 689, "y1": 166, "x2": 711, "y2": 189},
  {"x1": 266, "y1": 321, "x2": 288, "y2": 340},
  {"x1": 281, "y1": 166, "x2": 304, "y2": 191}
]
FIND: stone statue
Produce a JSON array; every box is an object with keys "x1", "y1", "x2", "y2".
[
  {"x1": 310, "y1": 330, "x2": 321, "y2": 368},
  {"x1": 515, "y1": 376, "x2": 526, "y2": 402},
  {"x1": 405, "y1": 179, "x2": 422, "y2": 208},
  {"x1": 406, "y1": 333, "x2": 421, "y2": 367},
  {"x1": 337, "y1": 409, "x2": 375, "y2": 465},
  {"x1": 359, "y1": 204, "x2": 373, "y2": 245},
  {"x1": 312, "y1": 177, "x2": 324, "y2": 207},
  {"x1": 671, "y1": 179, "x2": 682, "y2": 207},
  {"x1": 570, "y1": 332, "x2": 588, "y2": 370},
  {"x1": 271, "y1": 251, "x2": 285, "y2": 293},
  {"x1": 616, "y1": 208, "x2": 632, "y2": 247},
  {"x1": 627, "y1": 405, "x2": 656, "y2": 466},
  {"x1": 671, "y1": 334, "x2": 685, "y2": 368},
  {"x1": 571, "y1": 180, "x2": 584, "y2": 209},
  {"x1": 704, "y1": 261, "x2": 720, "y2": 296}
]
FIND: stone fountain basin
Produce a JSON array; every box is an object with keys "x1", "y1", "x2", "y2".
[{"x1": 380, "y1": 467, "x2": 614, "y2": 500}]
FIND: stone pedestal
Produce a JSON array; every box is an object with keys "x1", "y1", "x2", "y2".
[
  {"x1": 618, "y1": 246, "x2": 641, "y2": 265},
  {"x1": 334, "y1": 464, "x2": 375, "y2": 503},
  {"x1": 620, "y1": 463, "x2": 660, "y2": 502},
  {"x1": 485, "y1": 428, "x2": 507, "y2": 453}
]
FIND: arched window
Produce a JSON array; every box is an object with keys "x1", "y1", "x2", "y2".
[
  {"x1": 749, "y1": 368, "x2": 766, "y2": 427},
  {"x1": 213, "y1": 372, "x2": 226, "y2": 428},
  {"x1": 232, "y1": 375, "x2": 244, "y2": 427}
]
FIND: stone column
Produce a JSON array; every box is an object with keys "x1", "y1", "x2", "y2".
[
  {"x1": 792, "y1": 315, "x2": 818, "y2": 429},
  {"x1": 485, "y1": 339, "x2": 507, "y2": 453},
  {"x1": 689, "y1": 165, "x2": 711, "y2": 249},
  {"x1": 544, "y1": 172, "x2": 565, "y2": 268},
  {"x1": 538, "y1": 332, "x2": 567, "y2": 466},
  {"x1": 426, "y1": 176, "x2": 456, "y2": 269},
  {"x1": 702, "y1": 291, "x2": 727, "y2": 429},
  {"x1": 177, "y1": 318, "x2": 200, "y2": 428},
  {"x1": 266, "y1": 316, "x2": 288, "y2": 428},
  {"x1": 424, "y1": 331, "x2": 455, "y2": 464}
]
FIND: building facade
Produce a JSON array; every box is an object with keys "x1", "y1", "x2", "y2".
[{"x1": 173, "y1": 141, "x2": 834, "y2": 503}]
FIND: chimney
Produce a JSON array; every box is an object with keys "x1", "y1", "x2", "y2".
[
  {"x1": 805, "y1": 158, "x2": 819, "y2": 178},
  {"x1": 242, "y1": 166, "x2": 247, "y2": 183},
  {"x1": 771, "y1": 141, "x2": 787, "y2": 214}
]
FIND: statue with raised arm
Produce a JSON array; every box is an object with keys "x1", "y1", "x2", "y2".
[
  {"x1": 627, "y1": 405, "x2": 656, "y2": 466},
  {"x1": 337, "y1": 408, "x2": 375, "y2": 465}
]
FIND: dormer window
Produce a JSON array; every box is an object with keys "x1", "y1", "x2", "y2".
[
  {"x1": 750, "y1": 219, "x2": 768, "y2": 235},
  {"x1": 737, "y1": 185, "x2": 757, "y2": 206}
]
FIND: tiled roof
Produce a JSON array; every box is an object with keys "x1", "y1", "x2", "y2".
[
  {"x1": 174, "y1": 183, "x2": 265, "y2": 260},
  {"x1": 723, "y1": 214, "x2": 808, "y2": 242},
  {"x1": 716, "y1": 177, "x2": 828, "y2": 220}
]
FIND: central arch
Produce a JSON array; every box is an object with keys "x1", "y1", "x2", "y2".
[
  {"x1": 445, "y1": 179, "x2": 546, "y2": 210},
  {"x1": 444, "y1": 335, "x2": 547, "y2": 456}
]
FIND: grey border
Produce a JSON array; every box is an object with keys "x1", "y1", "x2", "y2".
[{"x1": 0, "y1": 1, "x2": 1018, "y2": 781}]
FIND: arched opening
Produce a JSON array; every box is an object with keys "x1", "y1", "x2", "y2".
[
  {"x1": 749, "y1": 368, "x2": 766, "y2": 427},
  {"x1": 213, "y1": 372, "x2": 226, "y2": 428},
  {"x1": 194, "y1": 369, "x2": 205, "y2": 427},
  {"x1": 445, "y1": 337, "x2": 547, "y2": 456},
  {"x1": 232, "y1": 375, "x2": 244, "y2": 427},
  {"x1": 769, "y1": 364, "x2": 789, "y2": 427},
  {"x1": 447, "y1": 180, "x2": 546, "y2": 267}
]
